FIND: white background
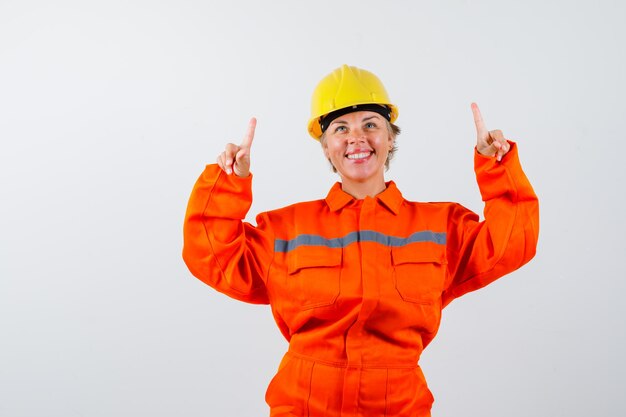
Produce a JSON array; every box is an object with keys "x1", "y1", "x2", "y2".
[{"x1": 1, "y1": 0, "x2": 625, "y2": 416}]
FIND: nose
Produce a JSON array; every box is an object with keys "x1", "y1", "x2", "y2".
[{"x1": 347, "y1": 127, "x2": 366, "y2": 144}]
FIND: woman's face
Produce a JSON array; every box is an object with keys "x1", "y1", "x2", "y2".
[{"x1": 322, "y1": 111, "x2": 394, "y2": 186}]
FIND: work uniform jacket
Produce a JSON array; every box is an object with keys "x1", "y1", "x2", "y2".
[{"x1": 182, "y1": 142, "x2": 539, "y2": 417}]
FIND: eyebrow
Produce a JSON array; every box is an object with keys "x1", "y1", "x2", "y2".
[{"x1": 330, "y1": 114, "x2": 382, "y2": 126}]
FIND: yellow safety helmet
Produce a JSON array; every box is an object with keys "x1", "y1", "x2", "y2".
[{"x1": 308, "y1": 64, "x2": 399, "y2": 140}]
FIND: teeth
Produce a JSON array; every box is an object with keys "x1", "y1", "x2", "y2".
[{"x1": 347, "y1": 152, "x2": 371, "y2": 160}]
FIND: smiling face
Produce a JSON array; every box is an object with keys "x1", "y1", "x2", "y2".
[{"x1": 322, "y1": 111, "x2": 394, "y2": 195}]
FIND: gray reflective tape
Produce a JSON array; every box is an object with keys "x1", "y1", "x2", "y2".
[{"x1": 274, "y1": 230, "x2": 446, "y2": 253}]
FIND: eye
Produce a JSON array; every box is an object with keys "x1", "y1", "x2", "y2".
[
  {"x1": 334, "y1": 125, "x2": 347, "y2": 133},
  {"x1": 365, "y1": 122, "x2": 377, "y2": 129}
]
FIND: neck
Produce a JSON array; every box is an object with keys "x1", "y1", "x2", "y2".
[{"x1": 340, "y1": 178, "x2": 387, "y2": 200}]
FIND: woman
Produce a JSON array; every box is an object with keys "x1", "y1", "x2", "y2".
[{"x1": 183, "y1": 65, "x2": 539, "y2": 417}]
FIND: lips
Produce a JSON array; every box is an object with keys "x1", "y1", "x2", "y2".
[{"x1": 346, "y1": 151, "x2": 373, "y2": 160}]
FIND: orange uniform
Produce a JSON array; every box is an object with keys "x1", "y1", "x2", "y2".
[{"x1": 183, "y1": 142, "x2": 539, "y2": 417}]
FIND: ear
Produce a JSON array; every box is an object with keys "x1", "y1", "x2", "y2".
[
  {"x1": 322, "y1": 140, "x2": 330, "y2": 159},
  {"x1": 388, "y1": 133, "x2": 395, "y2": 150}
]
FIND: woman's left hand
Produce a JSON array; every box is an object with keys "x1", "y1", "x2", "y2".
[{"x1": 472, "y1": 102, "x2": 510, "y2": 162}]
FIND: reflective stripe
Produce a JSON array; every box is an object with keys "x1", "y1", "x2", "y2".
[{"x1": 274, "y1": 230, "x2": 446, "y2": 253}]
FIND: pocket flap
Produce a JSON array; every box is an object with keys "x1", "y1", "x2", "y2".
[
  {"x1": 391, "y1": 243, "x2": 447, "y2": 266},
  {"x1": 288, "y1": 246, "x2": 342, "y2": 274}
]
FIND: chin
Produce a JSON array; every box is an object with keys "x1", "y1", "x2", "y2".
[{"x1": 338, "y1": 168, "x2": 383, "y2": 183}]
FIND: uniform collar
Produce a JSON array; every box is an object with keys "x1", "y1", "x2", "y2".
[{"x1": 325, "y1": 180, "x2": 404, "y2": 215}]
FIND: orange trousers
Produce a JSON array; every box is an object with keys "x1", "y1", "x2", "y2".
[{"x1": 183, "y1": 143, "x2": 539, "y2": 416}]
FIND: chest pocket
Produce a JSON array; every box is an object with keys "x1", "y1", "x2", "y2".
[
  {"x1": 392, "y1": 244, "x2": 447, "y2": 304},
  {"x1": 287, "y1": 246, "x2": 342, "y2": 310}
]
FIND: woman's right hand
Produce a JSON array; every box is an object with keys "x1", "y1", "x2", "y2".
[{"x1": 216, "y1": 117, "x2": 256, "y2": 177}]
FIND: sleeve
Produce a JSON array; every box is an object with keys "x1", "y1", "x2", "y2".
[
  {"x1": 442, "y1": 141, "x2": 539, "y2": 307},
  {"x1": 182, "y1": 164, "x2": 274, "y2": 304}
]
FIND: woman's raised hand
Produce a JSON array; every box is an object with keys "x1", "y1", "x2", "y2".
[
  {"x1": 471, "y1": 103, "x2": 510, "y2": 162},
  {"x1": 216, "y1": 117, "x2": 256, "y2": 177}
]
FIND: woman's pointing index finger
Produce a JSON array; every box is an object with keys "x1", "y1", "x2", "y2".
[
  {"x1": 471, "y1": 102, "x2": 487, "y2": 136},
  {"x1": 241, "y1": 117, "x2": 257, "y2": 149}
]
